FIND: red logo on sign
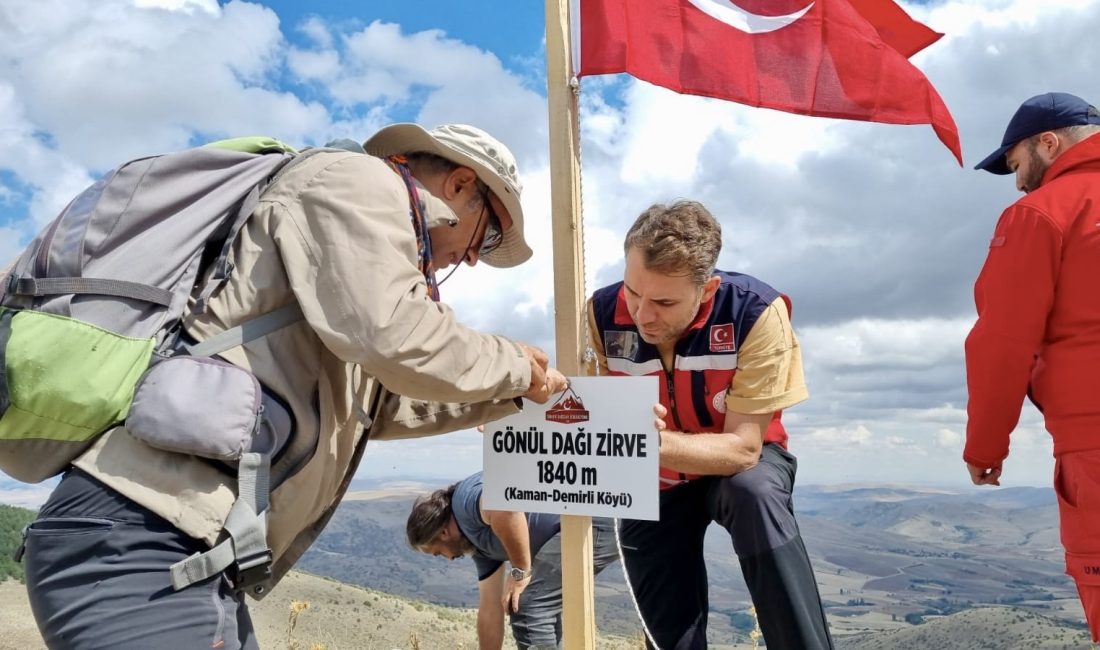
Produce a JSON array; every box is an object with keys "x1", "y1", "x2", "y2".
[
  {"x1": 710, "y1": 324, "x2": 734, "y2": 352},
  {"x1": 546, "y1": 387, "x2": 590, "y2": 424}
]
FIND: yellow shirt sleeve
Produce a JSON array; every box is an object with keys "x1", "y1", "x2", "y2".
[{"x1": 725, "y1": 296, "x2": 808, "y2": 415}]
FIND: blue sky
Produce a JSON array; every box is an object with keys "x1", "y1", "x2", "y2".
[
  {"x1": 271, "y1": 0, "x2": 547, "y2": 62},
  {"x1": 268, "y1": 0, "x2": 551, "y2": 121},
  {"x1": 1, "y1": 0, "x2": 1099, "y2": 489}
]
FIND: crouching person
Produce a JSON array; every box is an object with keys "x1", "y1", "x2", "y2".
[
  {"x1": 588, "y1": 201, "x2": 833, "y2": 649},
  {"x1": 407, "y1": 471, "x2": 619, "y2": 650}
]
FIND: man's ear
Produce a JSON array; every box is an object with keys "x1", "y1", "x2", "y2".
[
  {"x1": 701, "y1": 275, "x2": 721, "y2": 302},
  {"x1": 438, "y1": 520, "x2": 454, "y2": 542},
  {"x1": 1037, "y1": 131, "x2": 1063, "y2": 161},
  {"x1": 443, "y1": 166, "x2": 478, "y2": 200}
]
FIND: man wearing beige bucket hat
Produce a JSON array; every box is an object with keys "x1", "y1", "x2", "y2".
[
  {"x1": 365, "y1": 122, "x2": 533, "y2": 270},
  {"x1": 17, "y1": 123, "x2": 566, "y2": 649}
]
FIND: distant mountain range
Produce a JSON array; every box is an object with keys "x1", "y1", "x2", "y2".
[
  {"x1": 0, "y1": 478, "x2": 56, "y2": 509},
  {"x1": 297, "y1": 481, "x2": 1090, "y2": 647},
  {"x1": 1, "y1": 478, "x2": 1092, "y2": 648}
]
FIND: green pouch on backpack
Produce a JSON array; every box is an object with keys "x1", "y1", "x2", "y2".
[{"x1": 0, "y1": 308, "x2": 154, "y2": 481}]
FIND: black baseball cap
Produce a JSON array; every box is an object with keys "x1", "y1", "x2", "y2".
[{"x1": 975, "y1": 92, "x2": 1100, "y2": 175}]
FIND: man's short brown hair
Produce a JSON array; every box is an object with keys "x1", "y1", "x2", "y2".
[{"x1": 623, "y1": 200, "x2": 722, "y2": 285}]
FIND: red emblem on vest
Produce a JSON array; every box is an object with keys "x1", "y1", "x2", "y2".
[
  {"x1": 709, "y1": 323, "x2": 735, "y2": 352},
  {"x1": 546, "y1": 387, "x2": 590, "y2": 424}
]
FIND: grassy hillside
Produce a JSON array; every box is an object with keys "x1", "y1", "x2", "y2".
[
  {"x1": 296, "y1": 491, "x2": 675, "y2": 640},
  {"x1": 0, "y1": 505, "x2": 35, "y2": 582},
  {"x1": 836, "y1": 606, "x2": 1092, "y2": 649},
  {"x1": 1, "y1": 483, "x2": 1092, "y2": 648},
  {"x1": 298, "y1": 485, "x2": 1089, "y2": 644},
  {"x1": 1, "y1": 575, "x2": 1091, "y2": 650},
  {"x1": 0, "y1": 570, "x2": 655, "y2": 650}
]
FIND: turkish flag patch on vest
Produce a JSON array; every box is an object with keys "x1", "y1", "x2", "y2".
[{"x1": 709, "y1": 323, "x2": 735, "y2": 352}]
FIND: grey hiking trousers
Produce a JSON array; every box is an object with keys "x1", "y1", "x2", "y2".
[
  {"x1": 22, "y1": 468, "x2": 258, "y2": 650},
  {"x1": 511, "y1": 517, "x2": 620, "y2": 649}
]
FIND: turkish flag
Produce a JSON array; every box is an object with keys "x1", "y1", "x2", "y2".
[
  {"x1": 848, "y1": 0, "x2": 942, "y2": 58},
  {"x1": 578, "y1": 0, "x2": 962, "y2": 164}
]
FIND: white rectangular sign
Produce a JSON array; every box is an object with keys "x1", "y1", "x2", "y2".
[{"x1": 483, "y1": 376, "x2": 659, "y2": 520}]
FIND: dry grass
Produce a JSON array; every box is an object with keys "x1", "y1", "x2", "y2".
[
  {"x1": 0, "y1": 571, "x2": 695, "y2": 649},
  {"x1": 286, "y1": 600, "x2": 317, "y2": 650},
  {"x1": 11, "y1": 575, "x2": 1088, "y2": 650},
  {"x1": 748, "y1": 606, "x2": 762, "y2": 649}
]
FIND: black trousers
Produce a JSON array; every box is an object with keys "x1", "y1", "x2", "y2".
[{"x1": 618, "y1": 444, "x2": 833, "y2": 649}]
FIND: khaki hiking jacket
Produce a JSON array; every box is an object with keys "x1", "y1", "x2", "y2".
[{"x1": 71, "y1": 150, "x2": 530, "y2": 594}]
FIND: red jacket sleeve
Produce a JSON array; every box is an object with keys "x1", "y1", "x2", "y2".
[{"x1": 963, "y1": 204, "x2": 1062, "y2": 468}]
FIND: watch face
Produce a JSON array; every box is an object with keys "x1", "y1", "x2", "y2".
[{"x1": 510, "y1": 567, "x2": 529, "y2": 580}]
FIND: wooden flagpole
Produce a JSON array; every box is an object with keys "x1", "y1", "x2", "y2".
[{"x1": 545, "y1": 0, "x2": 596, "y2": 648}]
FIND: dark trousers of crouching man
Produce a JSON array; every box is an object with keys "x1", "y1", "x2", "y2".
[{"x1": 618, "y1": 444, "x2": 833, "y2": 650}]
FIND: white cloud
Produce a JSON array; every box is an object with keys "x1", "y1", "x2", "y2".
[
  {"x1": 912, "y1": 406, "x2": 968, "y2": 424},
  {"x1": 799, "y1": 318, "x2": 973, "y2": 370},
  {"x1": 287, "y1": 48, "x2": 341, "y2": 81},
  {"x1": 0, "y1": 225, "x2": 24, "y2": 267},
  {"x1": 282, "y1": 19, "x2": 550, "y2": 166},
  {"x1": 298, "y1": 16, "x2": 334, "y2": 50},
  {"x1": 885, "y1": 436, "x2": 926, "y2": 454},
  {"x1": 918, "y1": 0, "x2": 1093, "y2": 34},
  {"x1": 0, "y1": 82, "x2": 94, "y2": 226},
  {"x1": 803, "y1": 424, "x2": 874, "y2": 447},
  {"x1": 936, "y1": 428, "x2": 963, "y2": 448},
  {"x1": 614, "y1": 82, "x2": 844, "y2": 181},
  {"x1": 134, "y1": 0, "x2": 219, "y2": 14},
  {"x1": 0, "y1": 0, "x2": 330, "y2": 171}
]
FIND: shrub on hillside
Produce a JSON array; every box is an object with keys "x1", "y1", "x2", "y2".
[{"x1": 0, "y1": 505, "x2": 36, "y2": 583}]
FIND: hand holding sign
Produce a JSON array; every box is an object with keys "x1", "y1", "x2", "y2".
[{"x1": 518, "y1": 344, "x2": 569, "y2": 403}]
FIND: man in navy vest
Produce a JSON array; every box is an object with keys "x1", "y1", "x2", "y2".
[{"x1": 587, "y1": 201, "x2": 832, "y2": 649}]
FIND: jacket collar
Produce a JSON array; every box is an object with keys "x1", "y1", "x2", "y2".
[{"x1": 1041, "y1": 132, "x2": 1100, "y2": 187}]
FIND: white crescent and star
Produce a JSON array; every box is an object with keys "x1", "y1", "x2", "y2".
[{"x1": 686, "y1": 0, "x2": 815, "y2": 34}]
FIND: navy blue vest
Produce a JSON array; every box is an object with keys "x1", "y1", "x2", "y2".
[{"x1": 591, "y1": 271, "x2": 789, "y2": 489}]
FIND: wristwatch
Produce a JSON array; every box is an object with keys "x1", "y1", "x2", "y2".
[{"x1": 509, "y1": 566, "x2": 532, "y2": 581}]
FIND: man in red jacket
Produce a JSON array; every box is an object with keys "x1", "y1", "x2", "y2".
[{"x1": 967, "y1": 91, "x2": 1100, "y2": 641}]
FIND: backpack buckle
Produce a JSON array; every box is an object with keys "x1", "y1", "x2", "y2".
[
  {"x1": 230, "y1": 549, "x2": 273, "y2": 595},
  {"x1": 12, "y1": 524, "x2": 29, "y2": 563}
]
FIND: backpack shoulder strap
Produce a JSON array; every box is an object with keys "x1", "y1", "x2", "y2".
[
  {"x1": 179, "y1": 302, "x2": 304, "y2": 358},
  {"x1": 170, "y1": 451, "x2": 272, "y2": 595}
]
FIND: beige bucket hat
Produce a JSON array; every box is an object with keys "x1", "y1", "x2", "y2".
[{"x1": 364, "y1": 123, "x2": 532, "y2": 268}]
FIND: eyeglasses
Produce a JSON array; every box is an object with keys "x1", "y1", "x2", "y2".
[
  {"x1": 440, "y1": 184, "x2": 506, "y2": 286},
  {"x1": 478, "y1": 186, "x2": 504, "y2": 256}
]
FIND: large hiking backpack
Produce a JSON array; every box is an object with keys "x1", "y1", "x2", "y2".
[
  {"x1": 0, "y1": 136, "x2": 302, "y2": 483},
  {"x1": 1, "y1": 136, "x2": 312, "y2": 595}
]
